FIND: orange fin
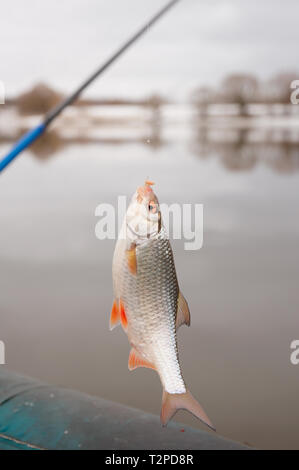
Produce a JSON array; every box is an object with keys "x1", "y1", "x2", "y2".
[
  {"x1": 126, "y1": 245, "x2": 137, "y2": 275},
  {"x1": 110, "y1": 300, "x2": 120, "y2": 331},
  {"x1": 119, "y1": 299, "x2": 128, "y2": 331},
  {"x1": 128, "y1": 348, "x2": 156, "y2": 371},
  {"x1": 176, "y1": 292, "x2": 191, "y2": 329},
  {"x1": 160, "y1": 389, "x2": 215, "y2": 431}
]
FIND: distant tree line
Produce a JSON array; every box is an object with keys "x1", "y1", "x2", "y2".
[
  {"x1": 10, "y1": 83, "x2": 166, "y2": 115},
  {"x1": 6, "y1": 73, "x2": 299, "y2": 117},
  {"x1": 191, "y1": 71, "x2": 298, "y2": 115}
]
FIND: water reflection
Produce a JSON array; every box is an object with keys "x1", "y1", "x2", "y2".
[
  {"x1": 1, "y1": 105, "x2": 299, "y2": 174},
  {"x1": 26, "y1": 130, "x2": 164, "y2": 159},
  {"x1": 191, "y1": 125, "x2": 299, "y2": 174},
  {"x1": 0, "y1": 121, "x2": 164, "y2": 159}
]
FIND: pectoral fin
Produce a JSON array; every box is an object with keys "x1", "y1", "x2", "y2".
[
  {"x1": 126, "y1": 245, "x2": 137, "y2": 275},
  {"x1": 128, "y1": 348, "x2": 156, "y2": 371},
  {"x1": 176, "y1": 292, "x2": 191, "y2": 329}
]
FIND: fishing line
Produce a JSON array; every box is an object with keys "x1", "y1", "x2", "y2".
[{"x1": 0, "y1": 0, "x2": 181, "y2": 173}]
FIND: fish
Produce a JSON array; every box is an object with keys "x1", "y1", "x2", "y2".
[{"x1": 111, "y1": 180, "x2": 214, "y2": 430}]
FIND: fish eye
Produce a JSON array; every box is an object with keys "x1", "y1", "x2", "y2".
[{"x1": 148, "y1": 201, "x2": 157, "y2": 213}]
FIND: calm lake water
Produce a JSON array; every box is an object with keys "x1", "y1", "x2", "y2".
[{"x1": 1, "y1": 115, "x2": 299, "y2": 449}]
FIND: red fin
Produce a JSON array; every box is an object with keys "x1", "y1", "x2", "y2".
[
  {"x1": 128, "y1": 348, "x2": 156, "y2": 371},
  {"x1": 119, "y1": 299, "x2": 128, "y2": 331},
  {"x1": 110, "y1": 300, "x2": 120, "y2": 331},
  {"x1": 160, "y1": 389, "x2": 215, "y2": 431}
]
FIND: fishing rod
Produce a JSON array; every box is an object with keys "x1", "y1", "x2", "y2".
[{"x1": 0, "y1": 0, "x2": 181, "y2": 173}]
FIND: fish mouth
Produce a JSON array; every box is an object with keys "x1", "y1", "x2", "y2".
[{"x1": 136, "y1": 180, "x2": 155, "y2": 203}]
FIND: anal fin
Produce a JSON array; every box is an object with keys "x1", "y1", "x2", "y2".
[{"x1": 128, "y1": 348, "x2": 156, "y2": 371}]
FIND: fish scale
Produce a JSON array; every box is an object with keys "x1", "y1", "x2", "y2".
[{"x1": 115, "y1": 229, "x2": 185, "y2": 394}]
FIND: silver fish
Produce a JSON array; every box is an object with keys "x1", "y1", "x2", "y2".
[{"x1": 111, "y1": 181, "x2": 214, "y2": 429}]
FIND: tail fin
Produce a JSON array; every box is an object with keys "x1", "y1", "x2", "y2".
[{"x1": 160, "y1": 389, "x2": 215, "y2": 431}]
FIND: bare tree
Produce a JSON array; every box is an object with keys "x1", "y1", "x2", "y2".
[
  {"x1": 267, "y1": 72, "x2": 298, "y2": 103},
  {"x1": 16, "y1": 83, "x2": 63, "y2": 115},
  {"x1": 191, "y1": 86, "x2": 216, "y2": 117},
  {"x1": 221, "y1": 74, "x2": 259, "y2": 115}
]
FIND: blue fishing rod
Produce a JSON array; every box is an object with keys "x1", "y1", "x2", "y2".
[{"x1": 0, "y1": 0, "x2": 180, "y2": 173}]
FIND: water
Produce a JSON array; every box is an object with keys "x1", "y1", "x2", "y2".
[{"x1": 0, "y1": 113, "x2": 299, "y2": 449}]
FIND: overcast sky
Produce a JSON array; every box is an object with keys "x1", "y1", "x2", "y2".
[{"x1": 0, "y1": 0, "x2": 298, "y2": 99}]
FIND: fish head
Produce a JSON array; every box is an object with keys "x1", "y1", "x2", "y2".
[{"x1": 126, "y1": 180, "x2": 162, "y2": 242}]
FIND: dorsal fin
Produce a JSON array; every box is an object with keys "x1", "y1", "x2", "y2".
[{"x1": 176, "y1": 292, "x2": 191, "y2": 329}]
